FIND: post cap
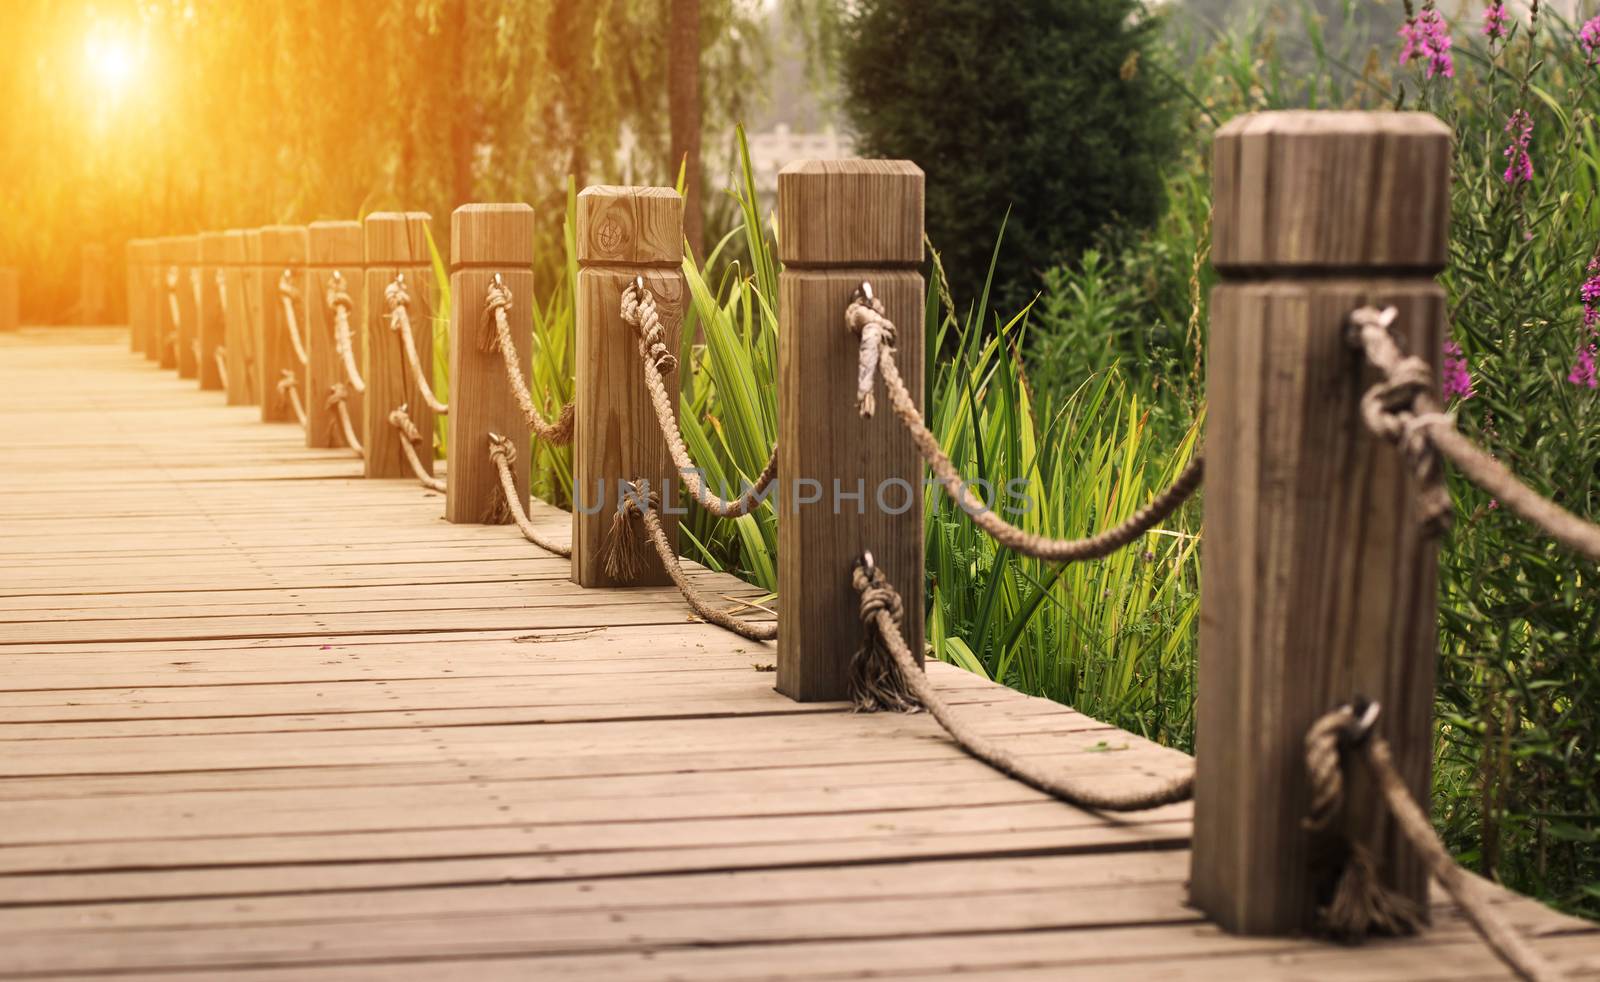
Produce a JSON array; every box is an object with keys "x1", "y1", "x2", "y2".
[
  {"x1": 199, "y1": 231, "x2": 228, "y2": 264},
  {"x1": 364, "y1": 212, "x2": 433, "y2": 265},
  {"x1": 171, "y1": 235, "x2": 200, "y2": 263},
  {"x1": 1212, "y1": 111, "x2": 1452, "y2": 271},
  {"x1": 260, "y1": 225, "x2": 308, "y2": 265},
  {"x1": 778, "y1": 159, "x2": 924, "y2": 266},
  {"x1": 451, "y1": 203, "x2": 535, "y2": 269},
  {"x1": 243, "y1": 228, "x2": 263, "y2": 263},
  {"x1": 576, "y1": 186, "x2": 682, "y2": 266},
  {"x1": 307, "y1": 220, "x2": 363, "y2": 265}
]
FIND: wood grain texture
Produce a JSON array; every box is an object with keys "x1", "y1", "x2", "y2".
[
  {"x1": 362, "y1": 212, "x2": 436, "y2": 478},
  {"x1": 156, "y1": 238, "x2": 179, "y2": 370},
  {"x1": 776, "y1": 160, "x2": 925, "y2": 266},
  {"x1": 197, "y1": 232, "x2": 227, "y2": 391},
  {"x1": 139, "y1": 240, "x2": 162, "y2": 361},
  {"x1": 258, "y1": 226, "x2": 308, "y2": 424},
  {"x1": 242, "y1": 229, "x2": 267, "y2": 408},
  {"x1": 5, "y1": 326, "x2": 1591, "y2": 981},
  {"x1": 220, "y1": 231, "x2": 253, "y2": 406},
  {"x1": 1191, "y1": 111, "x2": 1450, "y2": 935},
  {"x1": 575, "y1": 186, "x2": 683, "y2": 265},
  {"x1": 171, "y1": 236, "x2": 200, "y2": 380},
  {"x1": 573, "y1": 187, "x2": 683, "y2": 587},
  {"x1": 306, "y1": 221, "x2": 364, "y2": 450},
  {"x1": 446, "y1": 204, "x2": 534, "y2": 524},
  {"x1": 124, "y1": 240, "x2": 142, "y2": 350}
]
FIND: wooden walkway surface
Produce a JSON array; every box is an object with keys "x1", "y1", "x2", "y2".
[{"x1": 2, "y1": 326, "x2": 1597, "y2": 980}]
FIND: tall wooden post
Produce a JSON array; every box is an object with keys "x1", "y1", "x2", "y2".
[
  {"x1": 81, "y1": 243, "x2": 107, "y2": 325},
  {"x1": 776, "y1": 160, "x2": 926, "y2": 702},
  {"x1": 363, "y1": 212, "x2": 436, "y2": 478},
  {"x1": 173, "y1": 236, "x2": 200, "y2": 380},
  {"x1": 0, "y1": 267, "x2": 17, "y2": 332},
  {"x1": 572, "y1": 186, "x2": 682, "y2": 587},
  {"x1": 141, "y1": 240, "x2": 163, "y2": 362},
  {"x1": 259, "y1": 226, "x2": 309, "y2": 424},
  {"x1": 156, "y1": 237, "x2": 179, "y2": 371},
  {"x1": 241, "y1": 229, "x2": 267, "y2": 405},
  {"x1": 1191, "y1": 111, "x2": 1450, "y2": 935},
  {"x1": 306, "y1": 221, "x2": 364, "y2": 449},
  {"x1": 198, "y1": 232, "x2": 227, "y2": 391},
  {"x1": 220, "y1": 231, "x2": 253, "y2": 405},
  {"x1": 124, "y1": 240, "x2": 141, "y2": 350},
  {"x1": 445, "y1": 204, "x2": 534, "y2": 525}
]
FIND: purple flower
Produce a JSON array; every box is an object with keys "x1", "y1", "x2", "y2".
[
  {"x1": 1400, "y1": 7, "x2": 1455, "y2": 79},
  {"x1": 1502, "y1": 109, "x2": 1534, "y2": 185},
  {"x1": 1442, "y1": 339, "x2": 1476, "y2": 400},
  {"x1": 1482, "y1": 3, "x2": 1510, "y2": 41},
  {"x1": 1582, "y1": 16, "x2": 1600, "y2": 65},
  {"x1": 1570, "y1": 342, "x2": 1598, "y2": 388}
]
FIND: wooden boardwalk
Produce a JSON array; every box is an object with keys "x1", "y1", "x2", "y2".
[{"x1": 2, "y1": 326, "x2": 1597, "y2": 980}]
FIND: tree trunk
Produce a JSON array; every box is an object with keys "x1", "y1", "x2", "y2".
[{"x1": 668, "y1": 0, "x2": 703, "y2": 259}]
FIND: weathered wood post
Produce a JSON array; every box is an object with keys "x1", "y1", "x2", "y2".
[
  {"x1": 156, "y1": 237, "x2": 179, "y2": 371},
  {"x1": 81, "y1": 243, "x2": 107, "y2": 325},
  {"x1": 445, "y1": 204, "x2": 534, "y2": 524},
  {"x1": 141, "y1": 239, "x2": 163, "y2": 361},
  {"x1": 125, "y1": 240, "x2": 142, "y2": 350},
  {"x1": 306, "y1": 221, "x2": 365, "y2": 449},
  {"x1": 198, "y1": 232, "x2": 227, "y2": 391},
  {"x1": 363, "y1": 212, "x2": 436, "y2": 477},
  {"x1": 220, "y1": 231, "x2": 254, "y2": 405},
  {"x1": 1191, "y1": 111, "x2": 1450, "y2": 934},
  {"x1": 241, "y1": 229, "x2": 267, "y2": 405},
  {"x1": 0, "y1": 266, "x2": 18, "y2": 332},
  {"x1": 259, "y1": 226, "x2": 309, "y2": 424},
  {"x1": 573, "y1": 186, "x2": 683, "y2": 587},
  {"x1": 776, "y1": 161, "x2": 926, "y2": 701},
  {"x1": 173, "y1": 235, "x2": 200, "y2": 380}
]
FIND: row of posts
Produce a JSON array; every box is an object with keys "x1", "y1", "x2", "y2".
[{"x1": 122, "y1": 113, "x2": 1451, "y2": 938}]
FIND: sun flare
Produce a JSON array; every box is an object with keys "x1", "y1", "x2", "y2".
[{"x1": 83, "y1": 33, "x2": 138, "y2": 96}]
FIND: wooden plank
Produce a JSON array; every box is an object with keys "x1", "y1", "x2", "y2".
[{"x1": 572, "y1": 186, "x2": 682, "y2": 587}]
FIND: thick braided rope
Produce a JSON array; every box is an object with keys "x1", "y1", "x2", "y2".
[
  {"x1": 1351, "y1": 306, "x2": 1600, "y2": 562},
  {"x1": 1305, "y1": 705, "x2": 1560, "y2": 981},
  {"x1": 612, "y1": 479, "x2": 778, "y2": 642},
  {"x1": 482, "y1": 279, "x2": 575, "y2": 445},
  {"x1": 849, "y1": 562, "x2": 1193, "y2": 809},
  {"x1": 389, "y1": 405, "x2": 445, "y2": 493},
  {"x1": 165, "y1": 266, "x2": 182, "y2": 349},
  {"x1": 213, "y1": 346, "x2": 229, "y2": 391},
  {"x1": 387, "y1": 276, "x2": 448, "y2": 414},
  {"x1": 326, "y1": 272, "x2": 366, "y2": 395},
  {"x1": 325, "y1": 384, "x2": 364, "y2": 458},
  {"x1": 276, "y1": 370, "x2": 308, "y2": 428},
  {"x1": 620, "y1": 281, "x2": 780, "y2": 519},
  {"x1": 279, "y1": 271, "x2": 310, "y2": 367},
  {"x1": 487, "y1": 435, "x2": 572, "y2": 557},
  {"x1": 847, "y1": 297, "x2": 1203, "y2": 562}
]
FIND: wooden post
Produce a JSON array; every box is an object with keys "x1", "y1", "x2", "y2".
[
  {"x1": 141, "y1": 239, "x2": 163, "y2": 361},
  {"x1": 80, "y1": 243, "x2": 107, "y2": 325},
  {"x1": 241, "y1": 229, "x2": 267, "y2": 405},
  {"x1": 362, "y1": 212, "x2": 436, "y2": 478},
  {"x1": 259, "y1": 226, "x2": 309, "y2": 424},
  {"x1": 0, "y1": 267, "x2": 17, "y2": 332},
  {"x1": 156, "y1": 237, "x2": 179, "y2": 371},
  {"x1": 220, "y1": 231, "x2": 253, "y2": 405},
  {"x1": 1191, "y1": 111, "x2": 1451, "y2": 935},
  {"x1": 306, "y1": 221, "x2": 364, "y2": 449},
  {"x1": 445, "y1": 204, "x2": 534, "y2": 525},
  {"x1": 776, "y1": 160, "x2": 926, "y2": 702},
  {"x1": 125, "y1": 240, "x2": 142, "y2": 350},
  {"x1": 572, "y1": 186, "x2": 682, "y2": 587},
  {"x1": 197, "y1": 232, "x2": 227, "y2": 391},
  {"x1": 173, "y1": 236, "x2": 200, "y2": 380}
]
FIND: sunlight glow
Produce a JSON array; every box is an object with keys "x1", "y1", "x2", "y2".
[{"x1": 83, "y1": 33, "x2": 138, "y2": 97}]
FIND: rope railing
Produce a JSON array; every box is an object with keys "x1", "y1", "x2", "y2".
[
  {"x1": 214, "y1": 346, "x2": 229, "y2": 390},
  {"x1": 1350, "y1": 306, "x2": 1600, "y2": 562},
  {"x1": 621, "y1": 280, "x2": 779, "y2": 519},
  {"x1": 487, "y1": 434, "x2": 571, "y2": 557},
  {"x1": 847, "y1": 286, "x2": 1204, "y2": 562},
  {"x1": 387, "y1": 274, "x2": 448, "y2": 414},
  {"x1": 279, "y1": 271, "x2": 310, "y2": 367},
  {"x1": 481, "y1": 277, "x2": 573, "y2": 444},
  {"x1": 389, "y1": 405, "x2": 444, "y2": 493},
  {"x1": 325, "y1": 383, "x2": 363, "y2": 457},
  {"x1": 326, "y1": 271, "x2": 366, "y2": 395},
  {"x1": 276, "y1": 369, "x2": 307, "y2": 427},
  {"x1": 165, "y1": 265, "x2": 181, "y2": 351}
]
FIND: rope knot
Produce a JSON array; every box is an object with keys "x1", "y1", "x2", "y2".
[
  {"x1": 599, "y1": 478, "x2": 662, "y2": 581},
  {"x1": 324, "y1": 271, "x2": 354, "y2": 313},
  {"x1": 277, "y1": 270, "x2": 300, "y2": 302},
  {"x1": 389, "y1": 405, "x2": 423, "y2": 444},
  {"x1": 276, "y1": 369, "x2": 298, "y2": 395},
  {"x1": 846, "y1": 286, "x2": 895, "y2": 418},
  {"x1": 166, "y1": 266, "x2": 180, "y2": 291},
  {"x1": 479, "y1": 276, "x2": 514, "y2": 353},
  {"x1": 620, "y1": 279, "x2": 678, "y2": 375},
  {"x1": 848, "y1": 557, "x2": 920, "y2": 713},
  {"x1": 487, "y1": 432, "x2": 517, "y2": 466},
  {"x1": 385, "y1": 274, "x2": 412, "y2": 317},
  {"x1": 326, "y1": 383, "x2": 350, "y2": 409}
]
